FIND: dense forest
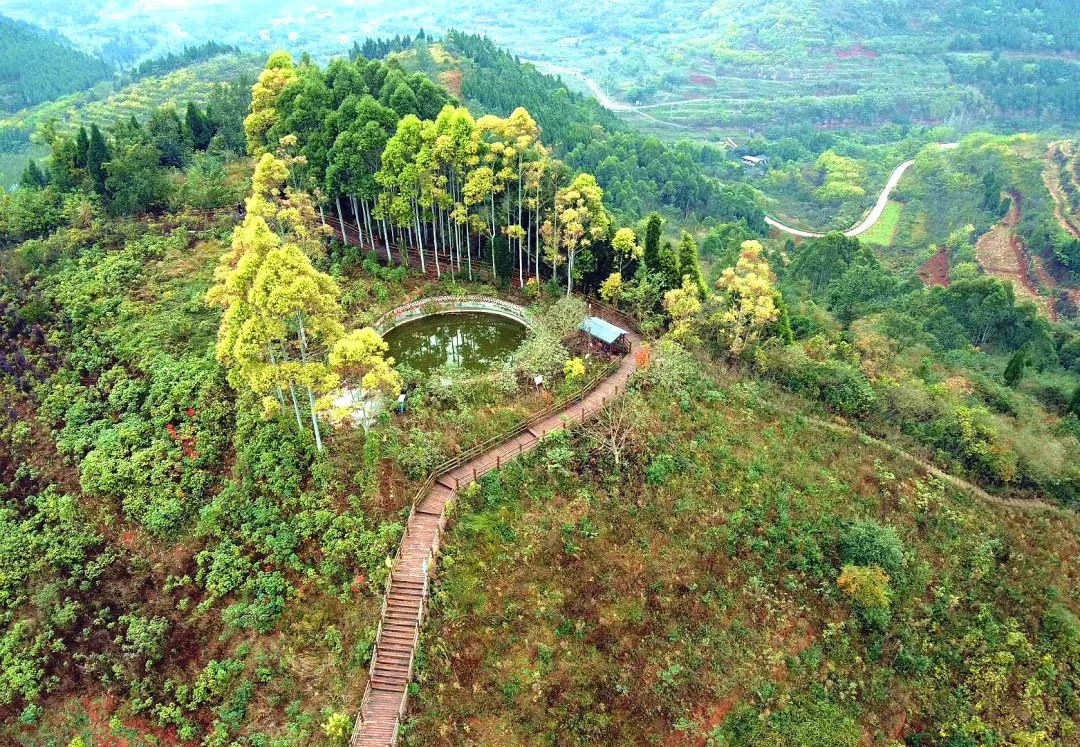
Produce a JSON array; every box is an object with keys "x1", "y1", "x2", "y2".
[{"x1": 0, "y1": 16, "x2": 113, "y2": 112}]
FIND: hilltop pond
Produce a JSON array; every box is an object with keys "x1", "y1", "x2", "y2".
[{"x1": 383, "y1": 312, "x2": 528, "y2": 374}]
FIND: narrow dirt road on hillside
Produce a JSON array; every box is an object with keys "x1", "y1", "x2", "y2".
[{"x1": 975, "y1": 195, "x2": 1053, "y2": 318}]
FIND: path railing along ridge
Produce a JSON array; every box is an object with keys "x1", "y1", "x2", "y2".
[{"x1": 350, "y1": 307, "x2": 640, "y2": 747}]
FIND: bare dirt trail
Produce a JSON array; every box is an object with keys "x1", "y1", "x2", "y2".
[
  {"x1": 975, "y1": 194, "x2": 1054, "y2": 318},
  {"x1": 761, "y1": 406, "x2": 1069, "y2": 515}
]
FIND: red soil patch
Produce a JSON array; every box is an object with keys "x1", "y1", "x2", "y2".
[
  {"x1": 438, "y1": 68, "x2": 463, "y2": 98},
  {"x1": 688, "y1": 73, "x2": 717, "y2": 86},
  {"x1": 81, "y1": 695, "x2": 190, "y2": 747},
  {"x1": 917, "y1": 247, "x2": 950, "y2": 288},
  {"x1": 836, "y1": 43, "x2": 878, "y2": 60},
  {"x1": 975, "y1": 194, "x2": 1054, "y2": 318}
]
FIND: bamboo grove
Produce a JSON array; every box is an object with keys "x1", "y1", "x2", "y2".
[{"x1": 245, "y1": 50, "x2": 618, "y2": 293}]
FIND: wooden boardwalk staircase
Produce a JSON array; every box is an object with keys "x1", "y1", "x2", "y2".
[{"x1": 350, "y1": 321, "x2": 641, "y2": 747}]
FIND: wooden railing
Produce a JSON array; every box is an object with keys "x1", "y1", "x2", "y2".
[
  {"x1": 395, "y1": 355, "x2": 619, "y2": 545},
  {"x1": 353, "y1": 354, "x2": 624, "y2": 744}
]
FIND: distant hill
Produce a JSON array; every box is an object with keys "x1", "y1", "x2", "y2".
[
  {"x1": 0, "y1": 15, "x2": 113, "y2": 112},
  {"x1": 0, "y1": 52, "x2": 263, "y2": 187}
]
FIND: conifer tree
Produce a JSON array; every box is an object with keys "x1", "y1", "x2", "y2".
[
  {"x1": 185, "y1": 101, "x2": 213, "y2": 151},
  {"x1": 677, "y1": 231, "x2": 706, "y2": 295},
  {"x1": 643, "y1": 213, "x2": 662, "y2": 272},
  {"x1": 1003, "y1": 350, "x2": 1027, "y2": 387},
  {"x1": 75, "y1": 125, "x2": 90, "y2": 169},
  {"x1": 19, "y1": 160, "x2": 47, "y2": 189},
  {"x1": 86, "y1": 124, "x2": 110, "y2": 196}
]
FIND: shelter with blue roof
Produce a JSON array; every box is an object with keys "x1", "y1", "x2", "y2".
[{"x1": 579, "y1": 316, "x2": 630, "y2": 354}]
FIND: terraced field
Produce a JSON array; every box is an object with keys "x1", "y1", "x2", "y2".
[{"x1": 0, "y1": 53, "x2": 262, "y2": 185}]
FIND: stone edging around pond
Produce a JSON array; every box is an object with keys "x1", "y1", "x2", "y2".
[{"x1": 371, "y1": 295, "x2": 534, "y2": 336}]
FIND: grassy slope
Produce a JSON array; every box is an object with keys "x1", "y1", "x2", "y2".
[
  {"x1": 405, "y1": 353, "x2": 1080, "y2": 745},
  {"x1": 859, "y1": 200, "x2": 903, "y2": 247}
]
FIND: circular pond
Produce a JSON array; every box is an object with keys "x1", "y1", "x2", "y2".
[{"x1": 384, "y1": 312, "x2": 527, "y2": 374}]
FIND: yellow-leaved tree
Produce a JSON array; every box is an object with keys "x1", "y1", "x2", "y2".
[
  {"x1": 208, "y1": 153, "x2": 344, "y2": 451},
  {"x1": 544, "y1": 173, "x2": 610, "y2": 296},
  {"x1": 244, "y1": 51, "x2": 297, "y2": 157},
  {"x1": 329, "y1": 328, "x2": 402, "y2": 431},
  {"x1": 710, "y1": 240, "x2": 780, "y2": 358},
  {"x1": 663, "y1": 276, "x2": 703, "y2": 344}
]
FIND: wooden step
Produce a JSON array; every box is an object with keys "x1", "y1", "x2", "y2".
[
  {"x1": 374, "y1": 650, "x2": 413, "y2": 663},
  {"x1": 350, "y1": 341, "x2": 638, "y2": 745},
  {"x1": 383, "y1": 618, "x2": 419, "y2": 631},
  {"x1": 374, "y1": 662, "x2": 411, "y2": 677}
]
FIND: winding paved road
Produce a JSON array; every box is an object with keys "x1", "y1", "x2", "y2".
[
  {"x1": 525, "y1": 59, "x2": 962, "y2": 241},
  {"x1": 764, "y1": 143, "x2": 959, "y2": 239}
]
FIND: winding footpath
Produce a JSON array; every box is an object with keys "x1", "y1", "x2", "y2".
[{"x1": 351, "y1": 319, "x2": 641, "y2": 747}]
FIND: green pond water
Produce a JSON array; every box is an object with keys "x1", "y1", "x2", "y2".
[{"x1": 384, "y1": 312, "x2": 527, "y2": 374}]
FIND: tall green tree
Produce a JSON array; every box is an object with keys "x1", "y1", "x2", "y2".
[
  {"x1": 75, "y1": 125, "x2": 90, "y2": 169},
  {"x1": 643, "y1": 213, "x2": 662, "y2": 272},
  {"x1": 86, "y1": 124, "x2": 110, "y2": 195},
  {"x1": 1003, "y1": 350, "x2": 1027, "y2": 387},
  {"x1": 19, "y1": 160, "x2": 47, "y2": 189},
  {"x1": 677, "y1": 231, "x2": 706, "y2": 295},
  {"x1": 104, "y1": 142, "x2": 172, "y2": 215},
  {"x1": 147, "y1": 106, "x2": 191, "y2": 168},
  {"x1": 185, "y1": 101, "x2": 214, "y2": 151}
]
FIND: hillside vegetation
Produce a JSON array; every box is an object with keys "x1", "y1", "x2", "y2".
[
  {"x1": 0, "y1": 53, "x2": 262, "y2": 186},
  {"x1": 0, "y1": 17, "x2": 1079, "y2": 747},
  {"x1": 0, "y1": 16, "x2": 112, "y2": 113},
  {"x1": 406, "y1": 355, "x2": 1080, "y2": 745}
]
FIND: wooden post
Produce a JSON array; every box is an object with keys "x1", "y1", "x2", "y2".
[
  {"x1": 496, "y1": 454, "x2": 501, "y2": 469},
  {"x1": 472, "y1": 466, "x2": 477, "y2": 481},
  {"x1": 455, "y1": 477, "x2": 459, "y2": 490}
]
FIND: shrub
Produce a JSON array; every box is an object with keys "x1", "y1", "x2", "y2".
[
  {"x1": 535, "y1": 295, "x2": 586, "y2": 339},
  {"x1": 514, "y1": 329, "x2": 570, "y2": 378},
  {"x1": 837, "y1": 564, "x2": 891, "y2": 610},
  {"x1": 322, "y1": 711, "x2": 352, "y2": 742},
  {"x1": 1043, "y1": 604, "x2": 1080, "y2": 659},
  {"x1": 564, "y1": 357, "x2": 586, "y2": 381},
  {"x1": 839, "y1": 520, "x2": 905, "y2": 577},
  {"x1": 754, "y1": 343, "x2": 876, "y2": 418}
]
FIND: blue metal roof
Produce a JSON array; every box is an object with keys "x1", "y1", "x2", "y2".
[{"x1": 580, "y1": 316, "x2": 628, "y2": 344}]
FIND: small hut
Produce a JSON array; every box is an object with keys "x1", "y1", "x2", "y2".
[{"x1": 580, "y1": 316, "x2": 630, "y2": 355}]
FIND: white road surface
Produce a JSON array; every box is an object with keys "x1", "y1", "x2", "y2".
[{"x1": 524, "y1": 58, "x2": 960, "y2": 240}]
